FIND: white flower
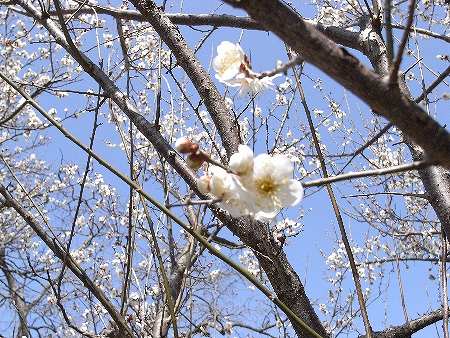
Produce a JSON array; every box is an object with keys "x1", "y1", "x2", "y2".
[
  {"x1": 213, "y1": 41, "x2": 277, "y2": 95},
  {"x1": 213, "y1": 41, "x2": 245, "y2": 83},
  {"x1": 229, "y1": 145, "x2": 254, "y2": 176},
  {"x1": 248, "y1": 154, "x2": 303, "y2": 220},
  {"x1": 206, "y1": 166, "x2": 254, "y2": 217},
  {"x1": 196, "y1": 145, "x2": 304, "y2": 220},
  {"x1": 197, "y1": 175, "x2": 211, "y2": 194},
  {"x1": 231, "y1": 73, "x2": 277, "y2": 95}
]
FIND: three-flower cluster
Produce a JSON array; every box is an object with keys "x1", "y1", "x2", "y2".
[
  {"x1": 176, "y1": 139, "x2": 304, "y2": 221},
  {"x1": 213, "y1": 41, "x2": 277, "y2": 95}
]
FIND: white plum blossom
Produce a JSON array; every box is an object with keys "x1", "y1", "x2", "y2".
[
  {"x1": 249, "y1": 154, "x2": 304, "y2": 220},
  {"x1": 213, "y1": 41, "x2": 245, "y2": 83},
  {"x1": 227, "y1": 72, "x2": 277, "y2": 95},
  {"x1": 197, "y1": 144, "x2": 304, "y2": 220},
  {"x1": 213, "y1": 41, "x2": 277, "y2": 95},
  {"x1": 197, "y1": 174, "x2": 212, "y2": 195},
  {"x1": 204, "y1": 165, "x2": 255, "y2": 217},
  {"x1": 229, "y1": 144, "x2": 254, "y2": 176}
]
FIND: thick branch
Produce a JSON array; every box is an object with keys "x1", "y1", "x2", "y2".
[
  {"x1": 38, "y1": 4, "x2": 361, "y2": 49},
  {"x1": 223, "y1": 0, "x2": 450, "y2": 168},
  {"x1": 360, "y1": 308, "x2": 448, "y2": 338}
]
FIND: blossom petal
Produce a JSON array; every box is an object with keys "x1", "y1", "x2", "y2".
[
  {"x1": 277, "y1": 179, "x2": 304, "y2": 207},
  {"x1": 229, "y1": 145, "x2": 254, "y2": 176}
]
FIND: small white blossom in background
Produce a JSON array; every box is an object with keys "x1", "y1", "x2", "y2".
[
  {"x1": 185, "y1": 140, "x2": 304, "y2": 221},
  {"x1": 103, "y1": 33, "x2": 113, "y2": 48},
  {"x1": 213, "y1": 41, "x2": 278, "y2": 95},
  {"x1": 239, "y1": 249, "x2": 260, "y2": 276},
  {"x1": 224, "y1": 322, "x2": 233, "y2": 335},
  {"x1": 209, "y1": 269, "x2": 221, "y2": 282},
  {"x1": 274, "y1": 218, "x2": 304, "y2": 237},
  {"x1": 436, "y1": 54, "x2": 449, "y2": 61}
]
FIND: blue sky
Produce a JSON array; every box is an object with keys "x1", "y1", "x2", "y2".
[{"x1": 5, "y1": 0, "x2": 450, "y2": 336}]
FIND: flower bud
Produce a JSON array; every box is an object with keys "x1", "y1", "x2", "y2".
[
  {"x1": 175, "y1": 137, "x2": 199, "y2": 154},
  {"x1": 186, "y1": 153, "x2": 205, "y2": 171},
  {"x1": 197, "y1": 175, "x2": 211, "y2": 194},
  {"x1": 229, "y1": 144, "x2": 254, "y2": 176}
]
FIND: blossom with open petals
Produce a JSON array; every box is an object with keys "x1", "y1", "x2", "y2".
[
  {"x1": 248, "y1": 154, "x2": 304, "y2": 220},
  {"x1": 213, "y1": 41, "x2": 245, "y2": 83},
  {"x1": 213, "y1": 41, "x2": 279, "y2": 95},
  {"x1": 195, "y1": 144, "x2": 303, "y2": 220},
  {"x1": 228, "y1": 73, "x2": 278, "y2": 96}
]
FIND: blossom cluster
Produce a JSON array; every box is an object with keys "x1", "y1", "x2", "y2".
[
  {"x1": 213, "y1": 41, "x2": 277, "y2": 95},
  {"x1": 176, "y1": 139, "x2": 304, "y2": 220}
]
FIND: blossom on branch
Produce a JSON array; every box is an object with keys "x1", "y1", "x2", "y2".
[
  {"x1": 249, "y1": 154, "x2": 304, "y2": 220},
  {"x1": 213, "y1": 41, "x2": 246, "y2": 83},
  {"x1": 213, "y1": 41, "x2": 277, "y2": 95},
  {"x1": 179, "y1": 137, "x2": 304, "y2": 220},
  {"x1": 229, "y1": 144, "x2": 254, "y2": 176},
  {"x1": 198, "y1": 166, "x2": 255, "y2": 217}
]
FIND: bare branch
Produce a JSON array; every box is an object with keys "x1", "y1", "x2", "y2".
[
  {"x1": 359, "y1": 308, "x2": 450, "y2": 337},
  {"x1": 389, "y1": 0, "x2": 417, "y2": 84},
  {"x1": 0, "y1": 186, "x2": 134, "y2": 337},
  {"x1": 304, "y1": 160, "x2": 432, "y2": 187}
]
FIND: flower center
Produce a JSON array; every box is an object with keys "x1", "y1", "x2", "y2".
[{"x1": 256, "y1": 177, "x2": 278, "y2": 195}]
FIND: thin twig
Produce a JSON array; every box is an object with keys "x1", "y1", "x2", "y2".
[
  {"x1": 304, "y1": 160, "x2": 432, "y2": 187},
  {"x1": 290, "y1": 53, "x2": 373, "y2": 338},
  {"x1": 57, "y1": 64, "x2": 103, "y2": 298},
  {"x1": 342, "y1": 191, "x2": 428, "y2": 199},
  {"x1": 116, "y1": 17, "x2": 133, "y2": 318},
  {"x1": 167, "y1": 198, "x2": 221, "y2": 208},
  {"x1": 415, "y1": 65, "x2": 450, "y2": 103},
  {"x1": 389, "y1": 0, "x2": 417, "y2": 84},
  {"x1": 384, "y1": 0, "x2": 394, "y2": 66},
  {"x1": 391, "y1": 24, "x2": 450, "y2": 43},
  {"x1": 257, "y1": 55, "x2": 303, "y2": 79}
]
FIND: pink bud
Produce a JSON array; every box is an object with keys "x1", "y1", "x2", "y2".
[{"x1": 186, "y1": 153, "x2": 206, "y2": 171}]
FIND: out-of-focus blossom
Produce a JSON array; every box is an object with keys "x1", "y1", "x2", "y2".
[
  {"x1": 213, "y1": 41, "x2": 277, "y2": 95},
  {"x1": 229, "y1": 144, "x2": 254, "y2": 176}
]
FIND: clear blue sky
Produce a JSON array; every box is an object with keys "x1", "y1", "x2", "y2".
[{"x1": 10, "y1": 0, "x2": 449, "y2": 336}]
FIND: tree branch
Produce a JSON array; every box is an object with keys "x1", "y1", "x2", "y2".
[
  {"x1": 359, "y1": 308, "x2": 449, "y2": 338},
  {"x1": 223, "y1": 0, "x2": 450, "y2": 168}
]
